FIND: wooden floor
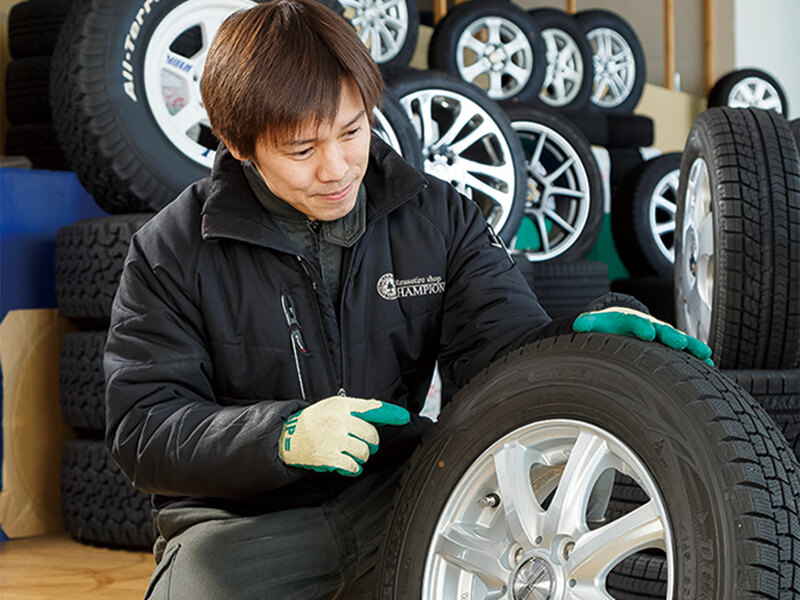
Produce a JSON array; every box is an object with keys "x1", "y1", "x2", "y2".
[{"x1": 0, "y1": 533, "x2": 152, "y2": 599}]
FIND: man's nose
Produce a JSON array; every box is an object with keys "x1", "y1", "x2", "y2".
[{"x1": 318, "y1": 144, "x2": 349, "y2": 182}]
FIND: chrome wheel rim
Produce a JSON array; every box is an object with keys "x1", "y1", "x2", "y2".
[
  {"x1": 727, "y1": 76, "x2": 783, "y2": 113},
  {"x1": 422, "y1": 419, "x2": 675, "y2": 599},
  {"x1": 539, "y1": 28, "x2": 584, "y2": 107},
  {"x1": 399, "y1": 88, "x2": 519, "y2": 235},
  {"x1": 586, "y1": 27, "x2": 636, "y2": 109},
  {"x1": 341, "y1": 0, "x2": 409, "y2": 64},
  {"x1": 143, "y1": 0, "x2": 255, "y2": 168},
  {"x1": 649, "y1": 169, "x2": 679, "y2": 264},
  {"x1": 455, "y1": 16, "x2": 534, "y2": 100},
  {"x1": 677, "y1": 157, "x2": 714, "y2": 342},
  {"x1": 510, "y1": 121, "x2": 592, "y2": 261},
  {"x1": 372, "y1": 107, "x2": 404, "y2": 157}
]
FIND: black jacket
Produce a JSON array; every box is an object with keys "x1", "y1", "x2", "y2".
[{"x1": 104, "y1": 138, "x2": 559, "y2": 514}]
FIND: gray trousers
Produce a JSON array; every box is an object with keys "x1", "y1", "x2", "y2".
[{"x1": 143, "y1": 468, "x2": 402, "y2": 600}]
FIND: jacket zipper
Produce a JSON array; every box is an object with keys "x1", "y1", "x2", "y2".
[
  {"x1": 295, "y1": 256, "x2": 339, "y2": 395},
  {"x1": 281, "y1": 294, "x2": 308, "y2": 402}
]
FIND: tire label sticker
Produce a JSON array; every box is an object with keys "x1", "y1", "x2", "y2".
[
  {"x1": 122, "y1": 0, "x2": 162, "y2": 102},
  {"x1": 377, "y1": 273, "x2": 446, "y2": 301}
]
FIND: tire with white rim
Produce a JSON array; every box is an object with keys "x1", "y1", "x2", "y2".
[
  {"x1": 612, "y1": 152, "x2": 681, "y2": 278},
  {"x1": 575, "y1": 9, "x2": 645, "y2": 113},
  {"x1": 377, "y1": 333, "x2": 800, "y2": 599},
  {"x1": 340, "y1": 0, "x2": 418, "y2": 69},
  {"x1": 428, "y1": 0, "x2": 546, "y2": 103},
  {"x1": 675, "y1": 107, "x2": 800, "y2": 369},
  {"x1": 51, "y1": 0, "x2": 258, "y2": 213},
  {"x1": 527, "y1": 8, "x2": 593, "y2": 111},
  {"x1": 708, "y1": 68, "x2": 789, "y2": 115},
  {"x1": 504, "y1": 104, "x2": 603, "y2": 262},
  {"x1": 389, "y1": 70, "x2": 527, "y2": 243}
]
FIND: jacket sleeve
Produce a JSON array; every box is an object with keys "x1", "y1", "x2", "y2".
[
  {"x1": 104, "y1": 233, "x2": 307, "y2": 499},
  {"x1": 436, "y1": 187, "x2": 575, "y2": 389}
]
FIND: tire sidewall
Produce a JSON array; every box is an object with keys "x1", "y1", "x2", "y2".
[{"x1": 380, "y1": 338, "x2": 740, "y2": 598}]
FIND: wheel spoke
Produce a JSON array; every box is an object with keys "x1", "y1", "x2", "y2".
[
  {"x1": 461, "y1": 59, "x2": 491, "y2": 82},
  {"x1": 567, "y1": 501, "x2": 667, "y2": 580},
  {"x1": 550, "y1": 186, "x2": 586, "y2": 199},
  {"x1": 529, "y1": 131, "x2": 548, "y2": 168},
  {"x1": 449, "y1": 121, "x2": 496, "y2": 155},
  {"x1": 535, "y1": 214, "x2": 551, "y2": 253},
  {"x1": 456, "y1": 157, "x2": 512, "y2": 181},
  {"x1": 505, "y1": 63, "x2": 529, "y2": 86},
  {"x1": 492, "y1": 441, "x2": 545, "y2": 547},
  {"x1": 462, "y1": 34, "x2": 487, "y2": 56},
  {"x1": 543, "y1": 156, "x2": 575, "y2": 183},
  {"x1": 486, "y1": 19, "x2": 502, "y2": 45},
  {"x1": 503, "y1": 33, "x2": 530, "y2": 57},
  {"x1": 488, "y1": 70, "x2": 504, "y2": 96},
  {"x1": 544, "y1": 208, "x2": 576, "y2": 234},
  {"x1": 543, "y1": 430, "x2": 613, "y2": 540},
  {"x1": 654, "y1": 196, "x2": 677, "y2": 215},
  {"x1": 696, "y1": 212, "x2": 715, "y2": 260},
  {"x1": 463, "y1": 172, "x2": 510, "y2": 202},
  {"x1": 654, "y1": 221, "x2": 675, "y2": 236},
  {"x1": 433, "y1": 523, "x2": 509, "y2": 589},
  {"x1": 169, "y1": 102, "x2": 206, "y2": 134}
]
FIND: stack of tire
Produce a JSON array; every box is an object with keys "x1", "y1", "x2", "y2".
[
  {"x1": 408, "y1": 2, "x2": 660, "y2": 312},
  {"x1": 3, "y1": 0, "x2": 71, "y2": 169}
]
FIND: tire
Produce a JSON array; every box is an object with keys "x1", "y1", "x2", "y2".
[
  {"x1": 791, "y1": 119, "x2": 800, "y2": 149},
  {"x1": 576, "y1": 9, "x2": 646, "y2": 113},
  {"x1": 611, "y1": 276, "x2": 676, "y2": 325},
  {"x1": 50, "y1": 0, "x2": 259, "y2": 214},
  {"x1": 612, "y1": 152, "x2": 681, "y2": 277},
  {"x1": 377, "y1": 333, "x2": 800, "y2": 599},
  {"x1": 7, "y1": 0, "x2": 73, "y2": 59},
  {"x1": 675, "y1": 107, "x2": 800, "y2": 369},
  {"x1": 503, "y1": 104, "x2": 604, "y2": 262},
  {"x1": 513, "y1": 256, "x2": 609, "y2": 318},
  {"x1": 4, "y1": 57, "x2": 52, "y2": 124},
  {"x1": 60, "y1": 331, "x2": 107, "y2": 434},
  {"x1": 606, "y1": 112, "x2": 654, "y2": 148},
  {"x1": 528, "y1": 8, "x2": 593, "y2": 110},
  {"x1": 608, "y1": 146, "x2": 645, "y2": 196},
  {"x1": 606, "y1": 552, "x2": 667, "y2": 599},
  {"x1": 4, "y1": 124, "x2": 69, "y2": 170},
  {"x1": 390, "y1": 70, "x2": 527, "y2": 243},
  {"x1": 372, "y1": 88, "x2": 423, "y2": 170},
  {"x1": 708, "y1": 68, "x2": 789, "y2": 115},
  {"x1": 340, "y1": 0, "x2": 419, "y2": 69},
  {"x1": 428, "y1": 0, "x2": 546, "y2": 103},
  {"x1": 55, "y1": 214, "x2": 153, "y2": 323},
  {"x1": 722, "y1": 370, "x2": 800, "y2": 459},
  {"x1": 61, "y1": 439, "x2": 154, "y2": 550}
]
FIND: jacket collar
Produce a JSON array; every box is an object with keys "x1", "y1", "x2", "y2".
[{"x1": 200, "y1": 135, "x2": 428, "y2": 251}]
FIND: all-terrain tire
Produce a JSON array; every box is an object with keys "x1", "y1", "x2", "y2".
[
  {"x1": 55, "y1": 214, "x2": 153, "y2": 322},
  {"x1": 60, "y1": 330, "x2": 108, "y2": 434},
  {"x1": 61, "y1": 439, "x2": 154, "y2": 549},
  {"x1": 377, "y1": 333, "x2": 800, "y2": 599},
  {"x1": 675, "y1": 107, "x2": 800, "y2": 369}
]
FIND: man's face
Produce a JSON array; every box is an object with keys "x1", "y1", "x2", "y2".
[{"x1": 237, "y1": 80, "x2": 371, "y2": 221}]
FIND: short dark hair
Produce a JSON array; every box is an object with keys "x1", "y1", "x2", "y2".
[{"x1": 202, "y1": 0, "x2": 383, "y2": 157}]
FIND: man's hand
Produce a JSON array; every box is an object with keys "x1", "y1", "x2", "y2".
[
  {"x1": 572, "y1": 306, "x2": 714, "y2": 365},
  {"x1": 278, "y1": 396, "x2": 411, "y2": 477}
]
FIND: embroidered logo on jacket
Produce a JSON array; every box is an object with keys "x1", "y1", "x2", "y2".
[{"x1": 377, "y1": 273, "x2": 446, "y2": 301}]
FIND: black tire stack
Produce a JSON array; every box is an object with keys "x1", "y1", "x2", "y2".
[
  {"x1": 56, "y1": 215, "x2": 156, "y2": 550},
  {"x1": 4, "y1": 0, "x2": 72, "y2": 169}
]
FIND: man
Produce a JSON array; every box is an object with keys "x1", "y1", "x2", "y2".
[{"x1": 104, "y1": 1, "x2": 711, "y2": 598}]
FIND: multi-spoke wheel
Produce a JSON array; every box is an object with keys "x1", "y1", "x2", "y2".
[
  {"x1": 708, "y1": 68, "x2": 789, "y2": 115},
  {"x1": 372, "y1": 88, "x2": 423, "y2": 169},
  {"x1": 675, "y1": 107, "x2": 800, "y2": 369},
  {"x1": 378, "y1": 334, "x2": 800, "y2": 600},
  {"x1": 340, "y1": 0, "x2": 419, "y2": 68},
  {"x1": 390, "y1": 71, "x2": 527, "y2": 242},
  {"x1": 528, "y1": 8, "x2": 593, "y2": 110},
  {"x1": 575, "y1": 10, "x2": 645, "y2": 113},
  {"x1": 504, "y1": 104, "x2": 602, "y2": 262},
  {"x1": 428, "y1": 0, "x2": 546, "y2": 102},
  {"x1": 612, "y1": 152, "x2": 681, "y2": 278}
]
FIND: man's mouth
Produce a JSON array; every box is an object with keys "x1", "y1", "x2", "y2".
[{"x1": 318, "y1": 182, "x2": 353, "y2": 201}]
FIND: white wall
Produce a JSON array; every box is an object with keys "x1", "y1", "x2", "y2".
[{"x1": 733, "y1": 0, "x2": 799, "y2": 119}]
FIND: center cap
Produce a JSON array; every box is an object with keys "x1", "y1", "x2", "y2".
[{"x1": 513, "y1": 557, "x2": 555, "y2": 600}]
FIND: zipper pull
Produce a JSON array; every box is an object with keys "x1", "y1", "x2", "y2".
[
  {"x1": 296, "y1": 256, "x2": 316, "y2": 290},
  {"x1": 337, "y1": 388, "x2": 347, "y2": 397},
  {"x1": 281, "y1": 295, "x2": 307, "y2": 354}
]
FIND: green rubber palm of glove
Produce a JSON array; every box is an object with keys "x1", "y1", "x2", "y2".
[
  {"x1": 573, "y1": 306, "x2": 714, "y2": 366},
  {"x1": 278, "y1": 396, "x2": 411, "y2": 477}
]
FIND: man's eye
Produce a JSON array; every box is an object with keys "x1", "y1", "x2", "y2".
[
  {"x1": 293, "y1": 148, "x2": 312, "y2": 158},
  {"x1": 345, "y1": 126, "x2": 361, "y2": 137}
]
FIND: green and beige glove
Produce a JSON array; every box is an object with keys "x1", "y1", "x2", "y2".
[
  {"x1": 278, "y1": 396, "x2": 411, "y2": 477},
  {"x1": 572, "y1": 306, "x2": 714, "y2": 365}
]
